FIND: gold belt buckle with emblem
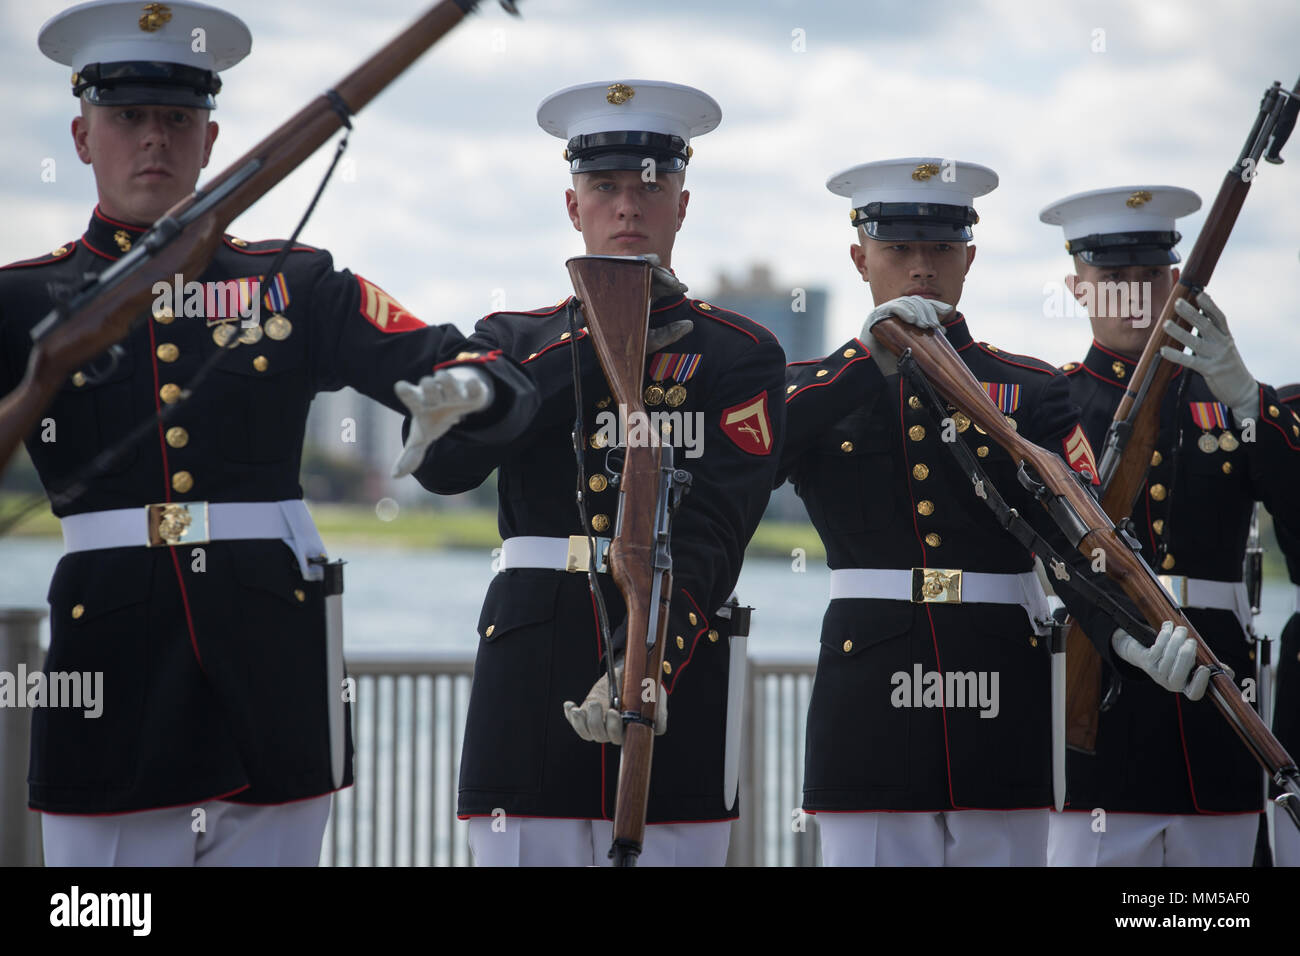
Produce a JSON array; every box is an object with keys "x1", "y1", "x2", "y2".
[
  {"x1": 1156, "y1": 574, "x2": 1188, "y2": 606},
  {"x1": 566, "y1": 535, "x2": 610, "y2": 573},
  {"x1": 146, "y1": 501, "x2": 210, "y2": 547},
  {"x1": 911, "y1": 567, "x2": 963, "y2": 604}
]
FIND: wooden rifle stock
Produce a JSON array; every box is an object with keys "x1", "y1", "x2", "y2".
[
  {"x1": 0, "y1": 0, "x2": 497, "y2": 477},
  {"x1": 565, "y1": 256, "x2": 669, "y2": 867},
  {"x1": 1065, "y1": 72, "x2": 1300, "y2": 751},
  {"x1": 872, "y1": 316, "x2": 1300, "y2": 805}
]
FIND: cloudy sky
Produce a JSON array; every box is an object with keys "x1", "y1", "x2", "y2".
[{"x1": 3, "y1": 0, "x2": 1298, "y2": 383}]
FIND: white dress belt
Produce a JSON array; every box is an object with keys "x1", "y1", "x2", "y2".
[
  {"x1": 829, "y1": 568, "x2": 1053, "y2": 635},
  {"x1": 60, "y1": 499, "x2": 328, "y2": 581},
  {"x1": 1156, "y1": 575, "x2": 1252, "y2": 633},
  {"x1": 498, "y1": 538, "x2": 742, "y2": 628},
  {"x1": 499, "y1": 535, "x2": 612, "y2": 573}
]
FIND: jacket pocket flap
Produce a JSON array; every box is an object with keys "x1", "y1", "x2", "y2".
[
  {"x1": 232, "y1": 539, "x2": 305, "y2": 605},
  {"x1": 59, "y1": 347, "x2": 135, "y2": 393},
  {"x1": 48, "y1": 548, "x2": 154, "y2": 621},
  {"x1": 820, "y1": 598, "x2": 913, "y2": 657},
  {"x1": 477, "y1": 570, "x2": 562, "y2": 641}
]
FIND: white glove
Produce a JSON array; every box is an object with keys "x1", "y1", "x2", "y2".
[
  {"x1": 1111, "y1": 621, "x2": 1211, "y2": 701},
  {"x1": 1161, "y1": 292, "x2": 1258, "y2": 425},
  {"x1": 391, "y1": 366, "x2": 493, "y2": 478},
  {"x1": 647, "y1": 320, "x2": 693, "y2": 354},
  {"x1": 562, "y1": 658, "x2": 668, "y2": 745},
  {"x1": 859, "y1": 295, "x2": 954, "y2": 375},
  {"x1": 640, "y1": 253, "x2": 689, "y2": 300}
]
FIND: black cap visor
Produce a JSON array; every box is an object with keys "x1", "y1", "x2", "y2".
[
  {"x1": 567, "y1": 130, "x2": 687, "y2": 174},
  {"x1": 854, "y1": 201, "x2": 978, "y2": 241},
  {"x1": 1067, "y1": 230, "x2": 1181, "y2": 266},
  {"x1": 74, "y1": 61, "x2": 220, "y2": 110}
]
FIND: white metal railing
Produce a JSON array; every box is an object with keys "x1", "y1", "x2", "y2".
[
  {"x1": 332, "y1": 650, "x2": 822, "y2": 867},
  {"x1": 0, "y1": 631, "x2": 822, "y2": 866}
]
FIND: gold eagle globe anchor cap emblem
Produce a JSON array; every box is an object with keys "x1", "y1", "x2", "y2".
[
  {"x1": 606, "y1": 83, "x2": 635, "y2": 105},
  {"x1": 139, "y1": 3, "x2": 173, "y2": 32}
]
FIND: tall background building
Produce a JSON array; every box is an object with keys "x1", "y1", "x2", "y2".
[
  {"x1": 709, "y1": 265, "x2": 827, "y2": 364},
  {"x1": 704, "y1": 265, "x2": 829, "y2": 521}
]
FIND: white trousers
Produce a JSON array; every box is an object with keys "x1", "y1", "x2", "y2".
[
  {"x1": 816, "y1": 809, "x2": 1049, "y2": 866},
  {"x1": 1047, "y1": 811, "x2": 1259, "y2": 866},
  {"x1": 41, "y1": 795, "x2": 332, "y2": 867},
  {"x1": 468, "y1": 817, "x2": 731, "y2": 867}
]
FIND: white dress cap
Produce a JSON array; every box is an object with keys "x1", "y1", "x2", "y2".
[
  {"x1": 39, "y1": 0, "x2": 251, "y2": 108},
  {"x1": 1039, "y1": 185, "x2": 1201, "y2": 265},
  {"x1": 826, "y1": 157, "x2": 998, "y2": 240},
  {"x1": 537, "y1": 80, "x2": 721, "y2": 173}
]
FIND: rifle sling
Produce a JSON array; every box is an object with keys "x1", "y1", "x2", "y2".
[{"x1": 564, "y1": 297, "x2": 620, "y2": 695}]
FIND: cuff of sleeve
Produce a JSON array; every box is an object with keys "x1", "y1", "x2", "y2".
[
  {"x1": 433, "y1": 351, "x2": 539, "y2": 447},
  {"x1": 1254, "y1": 388, "x2": 1300, "y2": 451},
  {"x1": 660, "y1": 589, "x2": 717, "y2": 694}
]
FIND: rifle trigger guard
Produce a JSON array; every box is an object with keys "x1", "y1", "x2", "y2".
[
  {"x1": 1016, "y1": 462, "x2": 1048, "y2": 500},
  {"x1": 80, "y1": 343, "x2": 126, "y2": 387},
  {"x1": 1099, "y1": 672, "x2": 1122, "y2": 713}
]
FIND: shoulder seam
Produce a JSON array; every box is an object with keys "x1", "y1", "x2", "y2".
[
  {"x1": 480, "y1": 299, "x2": 571, "y2": 322},
  {"x1": 977, "y1": 342, "x2": 1056, "y2": 375},
  {"x1": 1, "y1": 241, "x2": 79, "y2": 270},
  {"x1": 222, "y1": 236, "x2": 320, "y2": 255},
  {"x1": 689, "y1": 300, "x2": 779, "y2": 345}
]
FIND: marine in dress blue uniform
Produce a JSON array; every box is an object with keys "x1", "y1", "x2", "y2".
[
  {"x1": 3, "y1": 0, "x2": 536, "y2": 866},
  {"x1": 778, "y1": 159, "x2": 1148, "y2": 867},
  {"x1": 1040, "y1": 185, "x2": 1300, "y2": 866},
  {"x1": 404, "y1": 81, "x2": 787, "y2": 866}
]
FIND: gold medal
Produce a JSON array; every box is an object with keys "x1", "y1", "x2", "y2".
[
  {"x1": 265, "y1": 314, "x2": 292, "y2": 341},
  {"x1": 1218, "y1": 432, "x2": 1239, "y2": 453},
  {"x1": 212, "y1": 324, "x2": 238, "y2": 347},
  {"x1": 1197, "y1": 432, "x2": 1219, "y2": 454},
  {"x1": 238, "y1": 323, "x2": 264, "y2": 345},
  {"x1": 644, "y1": 384, "x2": 665, "y2": 406},
  {"x1": 665, "y1": 384, "x2": 687, "y2": 407}
]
